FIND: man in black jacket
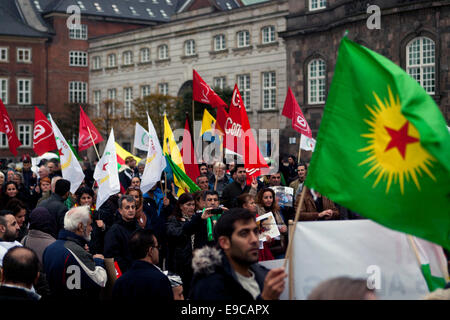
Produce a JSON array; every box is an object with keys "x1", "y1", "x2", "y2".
[
  {"x1": 221, "y1": 165, "x2": 257, "y2": 209},
  {"x1": 37, "y1": 179, "x2": 70, "y2": 233},
  {"x1": 189, "y1": 208, "x2": 286, "y2": 300},
  {"x1": 104, "y1": 195, "x2": 140, "y2": 274},
  {"x1": 112, "y1": 229, "x2": 173, "y2": 300}
]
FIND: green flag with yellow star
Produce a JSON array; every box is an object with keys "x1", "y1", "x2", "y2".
[{"x1": 305, "y1": 37, "x2": 450, "y2": 250}]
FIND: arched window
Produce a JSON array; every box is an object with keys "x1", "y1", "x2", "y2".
[
  {"x1": 406, "y1": 37, "x2": 435, "y2": 94},
  {"x1": 307, "y1": 59, "x2": 326, "y2": 104}
]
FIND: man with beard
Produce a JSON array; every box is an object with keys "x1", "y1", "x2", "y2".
[
  {"x1": 289, "y1": 163, "x2": 307, "y2": 198},
  {"x1": 221, "y1": 165, "x2": 258, "y2": 209},
  {"x1": 42, "y1": 206, "x2": 107, "y2": 299},
  {"x1": 0, "y1": 210, "x2": 21, "y2": 266},
  {"x1": 189, "y1": 208, "x2": 286, "y2": 300}
]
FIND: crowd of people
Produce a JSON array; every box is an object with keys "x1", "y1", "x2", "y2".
[{"x1": 0, "y1": 153, "x2": 448, "y2": 301}]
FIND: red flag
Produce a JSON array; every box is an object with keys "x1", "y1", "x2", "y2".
[
  {"x1": 282, "y1": 87, "x2": 312, "y2": 138},
  {"x1": 0, "y1": 99, "x2": 21, "y2": 156},
  {"x1": 78, "y1": 106, "x2": 103, "y2": 151},
  {"x1": 192, "y1": 69, "x2": 228, "y2": 109},
  {"x1": 33, "y1": 107, "x2": 57, "y2": 156},
  {"x1": 181, "y1": 116, "x2": 200, "y2": 182},
  {"x1": 227, "y1": 84, "x2": 268, "y2": 176}
]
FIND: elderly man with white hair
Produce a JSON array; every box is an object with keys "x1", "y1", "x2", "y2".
[{"x1": 42, "y1": 205, "x2": 107, "y2": 300}]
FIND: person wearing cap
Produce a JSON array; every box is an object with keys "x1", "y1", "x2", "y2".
[
  {"x1": 21, "y1": 154, "x2": 37, "y2": 191},
  {"x1": 37, "y1": 179, "x2": 71, "y2": 233}
]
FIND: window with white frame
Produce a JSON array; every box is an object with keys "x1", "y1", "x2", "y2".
[
  {"x1": 158, "y1": 83, "x2": 168, "y2": 95},
  {"x1": 0, "y1": 133, "x2": 8, "y2": 148},
  {"x1": 17, "y1": 48, "x2": 31, "y2": 63},
  {"x1": 146, "y1": 8, "x2": 155, "y2": 17},
  {"x1": 123, "y1": 51, "x2": 133, "y2": 65},
  {"x1": 308, "y1": 59, "x2": 326, "y2": 104},
  {"x1": 213, "y1": 77, "x2": 226, "y2": 90},
  {"x1": 0, "y1": 78, "x2": 8, "y2": 104},
  {"x1": 237, "y1": 30, "x2": 250, "y2": 48},
  {"x1": 107, "y1": 89, "x2": 116, "y2": 116},
  {"x1": 94, "y1": 2, "x2": 103, "y2": 12},
  {"x1": 108, "y1": 54, "x2": 117, "y2": 67},
  {"x1": 34, "y1": 0, "x2": 43, "y2": 12},
  {"x1": 160, "y1": 9, "x2": 168, "y2": 18},
  {"x1": 214, "y1": 34, "x2": 226, "y2": 51},
  {"x1": 92, "y1": 56, "x2": 101, "y2": 70},
  {"x1": 141, "y1": 85, "x2": 151, "y2": 98},
  {"x1": 262, "y1": 72, "x2": 276, "y2": 110},
  {"x1": 309, "y1": 0, "x2": 326, "y2": 11},
  {"x1": 140, "y1": 48, "x2": 150, "y2": 63},
  {"x1": 93, "y1": 90, "x2": 101, "y2": 116},
  {"x1": 18, "y1": 124, "x2": 32, "y2": 147},
  {"x1": 262, "y1": 26, "x2": 275, "y2": 44},
  {"x1": 123, "y1": 87, "x2": 133, "y2": 118},
  {"x1": 77, "y1": 1, "x2": 86, "y2": 10},
  {"x1": 406, "y1": 37, "x2": 435, "y2": 94},
  {"x1": 69, "y1": 24, "x2": 88, "y2": 40},
  {"x1": 185, "y1": 40, "x2": 196, "y2": 56},
  {"x1": 69, "y1": 81, "x2": 87, "y2": 103},
  {"x1": 158, "y1": 45, "x2": 168, "y2": 60},
  {"x1": 0, "y1": 48, "x2": 8, "y2": 62},
  {"x1": 237, "y1": 74, "x2": 251, "y2": 110},
  {"x1": 69, "y1": 51, "x2": 88, "y2": 67},
  {"x1": 17, "y1": 79, "x2": 31, "y2": 105},
  {"x1": 112, "y1": 4, "x2": 120, "y2": 14},
  {"x1": 129, "y1": 6, "x2": 139, "y2": 15}
]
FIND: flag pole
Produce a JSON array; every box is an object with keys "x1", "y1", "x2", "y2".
[
  {"x1": 87, "y1": 126, "x2": 101, "y2": 160},
  {"x1": 192, "y1": 100, "x2": 195, "y2": 127},
  {"x1": 164, "y1": 172, "x2": 168, "y2": 196},
  {"x1": 297, "y1": 134, "x2": 302, "y2": 165},
  {"x1": 283, "y1": 186, "x2": 307, "y2": 300}
]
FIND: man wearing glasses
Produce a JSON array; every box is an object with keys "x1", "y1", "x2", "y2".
[
  {"x1": 104, "y1": 195, "x2": 140, "y2": 274},
  {"x1": 112, "y1": 229, "x2": 173, "y2": 300}
]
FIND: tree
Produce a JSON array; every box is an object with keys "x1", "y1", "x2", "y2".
[{"x1": 131, "y1": 93, "x2": 181, "y2": 143}]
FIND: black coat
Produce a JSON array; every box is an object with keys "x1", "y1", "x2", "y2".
[
  {"x1": 112, "y1": 260, "x2": 173, "y2": 300},
  {"x1": 103, "y1": 216, "x2": 140, "y2": 274},
  {"x1": 221, "y1": 181, "x2": 252, "y2": 209},
  {"x1": 189, "y1": 246, "x2": 269, "y2": 300},
  {"x1": 0, "y1": 285, "x2": 41, "y2": 301},
  {"x1": 37, "y1": 194, "x2": 68, "y2": 232}
]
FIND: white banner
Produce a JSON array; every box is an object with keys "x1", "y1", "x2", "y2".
[{"x1": 259, "y1": 220, "x2": 446, "y2": 300}]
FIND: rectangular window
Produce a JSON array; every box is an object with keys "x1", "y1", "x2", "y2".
[
  {"x1": 308, "y1": 59, "x2": 326, "y2": 104},
  {"x1": 214, "y1": 35, "x2": 226, "y2": 51},
  {"x1": 237, "y1": 31, "x2": 250, "y2": 48},
  {"x1": 93, "y1": 90, "x2": 101, "y2": 117},
  {"x1": 123, "y1": 51, "x2": 133, "y2": 65},
  {"x1": 0, "y1": 78, "x2": 8, "y2": 104},
  {"x1": 213, "y1": 77, "x2": 226, "y2": 90},
  {"x1": 18, "y1": 124, "x2": 32, "y2": 147},
  {"x1": 237, "y1": 74, "x2": 251, "y2": 110},
  {"x1": 69, "y1": 24, "x2": 88, "y2": 40},
  {"x1": 69, "y1": 81, "x2": 87, "y2": 103},
  {"x1": 140, "y1": 48, "x2": 150, "y2": 63},
  {"x1": 0, "y1": 133, "x2": 8, "y2": 148},
  {"x1": 34, "y1": 0, "x2": 43, "y2": 12},
  {"x1": 141, "y1": 85, "x2": 151, "y2": 98},
  {"x1": 262, "y1": 72, "x2": 276, "y2": 110},
  {"x1": 107, "y1": 89, "x2": 116, "y2": 116},
  {"x1": 17, "y1": 48, "x2": 31, "y2": 63},
  {"x1": 0, "y1": 47, "x2": 9, "y2": 62},
  {"x1": 158, "y1": 45, "x2": 168, "y2": 60},
  {"x1": 185, "y1": 40, "x2": 196, "y2": 56},
  {"x1": 310, "y1": 0, "x2": 326, "y2": 11},
  {"x1": 262, "y1": 26, "x2": 275, "y2": 44},
  {"x1": 92, "y1": 56, "x2": 101, "y2": 70},
  {"x1": 124, "y1": 87, "x2": 133, "y2": 118},
  {"x1": 69, "y1": 51, "x2": 88, "y2": 67},
  {"x1": 108, "y1": 54, "x2": 116, "y2": 67},
  {"x1": 158, "y1": 83, "x2": 168, "y2": 95},
  {"x1": 17, "y1": 79, "x2": 31, "y2": 105}
]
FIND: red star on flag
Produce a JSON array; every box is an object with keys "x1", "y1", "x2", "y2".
[{"x1": 384, "y1": 121, "x2": 419, "y2": 159}]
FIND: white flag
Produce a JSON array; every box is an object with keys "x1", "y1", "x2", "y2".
[
  {"x1": 94, "y1": 129, "x2": 120, "y2": 209},
  {"x1": 134, "y1": 122, "x2": 150, "y2": 152},
  {"x1": 140, "y1": 113, "x2": 166, "y2": 194},
  {"x1": 300, "y1": 134, "x2": 316, "y2": 152},
  {"x1": 49, "y1": 115, "x2": 85, "y2": 194}
]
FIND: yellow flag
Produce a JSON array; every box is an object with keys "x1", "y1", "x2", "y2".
[
  {"x1": 200, "y1": 108, "x2": 216, "y2": 136},
  {"x1": 163, "y1": 115, "x2": 186, "y2": 196}
]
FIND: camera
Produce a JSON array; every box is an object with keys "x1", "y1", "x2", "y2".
[{"x1": 211, "y1": 208, "x2": 223, "y2": 215}]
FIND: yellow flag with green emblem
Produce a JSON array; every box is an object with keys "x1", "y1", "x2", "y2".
[{"x1": 163, "y1": 115, "x2": 186, "y2": 196}]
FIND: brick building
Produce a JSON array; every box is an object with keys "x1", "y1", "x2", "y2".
[
  {"x1": 279, "y1": 0, "x2": 449, "y2": 161},
  {"x1": 0, "y1": 0, "x2": 187, "y2": 159}
]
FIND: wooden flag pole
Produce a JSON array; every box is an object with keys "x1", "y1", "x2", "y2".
[
  {"x1": 283, "y1": 186, "x2": 307, "y2": 300},
  {"x1": 87, "y1": 126, "x2": 101, "y2": 160},
  {"x1": 297, "y1": 134, "x2": 302, "y2": 165},
  {"x1": 164, "y1": 172, "x2": 168, "y2": 197},
  {"x1": 192, "y1": 100, "x2": 195, "y2": 126}
]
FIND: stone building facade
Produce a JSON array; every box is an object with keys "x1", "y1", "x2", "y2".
[
  {"x1": 88, "y1": 0, "x2": 289, "y2": 155},
  {"x1": 280, "y1": 0, "x2": 449, "y2": 161}
]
